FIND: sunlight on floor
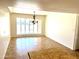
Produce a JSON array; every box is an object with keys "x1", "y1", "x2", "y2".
[{"x1": 16, "y1": 37, "x2": 41, "y2": 55}]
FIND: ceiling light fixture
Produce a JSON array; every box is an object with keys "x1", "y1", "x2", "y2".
[{"x1": 32, "y1": 11, "x2": 38, "y2": 24}]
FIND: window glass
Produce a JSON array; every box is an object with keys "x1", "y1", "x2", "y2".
[{"x1": 16, "y1": 18, "x2": 41, "y2": 34}]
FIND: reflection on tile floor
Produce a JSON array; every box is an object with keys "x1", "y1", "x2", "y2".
[{"x1": 4, "y1": 36, "x2": 79, "y2": 59}]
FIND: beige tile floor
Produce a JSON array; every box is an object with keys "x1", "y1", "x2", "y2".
[{"x1": 4, "y1": 36, "x2": 79, "y2": 59}]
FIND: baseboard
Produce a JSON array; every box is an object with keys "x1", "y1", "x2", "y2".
[
  {"x1": 45, "y1": 35, "x2": 74, "y2": 51},
  {"x1": 10, "y1": 34, "x2": 45, "y2": 38}
]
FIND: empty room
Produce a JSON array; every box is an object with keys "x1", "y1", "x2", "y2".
[{"x1": 0, "y1": 0, "x2": 79, "y2": 59}]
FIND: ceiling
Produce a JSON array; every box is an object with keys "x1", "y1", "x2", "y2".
[{"x1": 0, "y1": 0, "x2": 79, "y2": 14}]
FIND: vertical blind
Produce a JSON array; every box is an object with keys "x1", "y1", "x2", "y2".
[{"x1": 16, "y1": 17, "x2": 41, "y2": 34}]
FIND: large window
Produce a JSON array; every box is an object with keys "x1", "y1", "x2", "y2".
[{"x1": 16, "y1": 17, "x2": 41, "y2": 34}]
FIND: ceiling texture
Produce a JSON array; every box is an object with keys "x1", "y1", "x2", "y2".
[{"x1": 0, "y1": 0, "x2": 79, "y2": 13}]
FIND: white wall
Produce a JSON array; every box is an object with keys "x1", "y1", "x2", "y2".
[
  {"x1": 45, "y1": 12, "x2": 77, "y2": 50},
  {"x1": 0, "y1": 9, "x2": 10, "y2": 59},
  {"x1": 0, "y1": 12, "x2": 10, "y2": 37}
]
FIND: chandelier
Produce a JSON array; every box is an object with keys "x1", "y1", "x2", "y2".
[{"x1": 32, "y1": 11, "x2": 38, "y2": 24}]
